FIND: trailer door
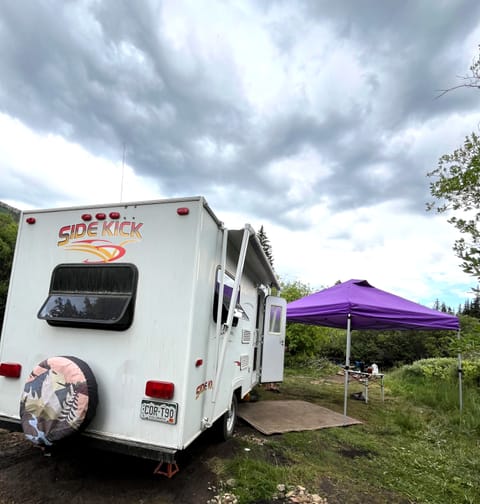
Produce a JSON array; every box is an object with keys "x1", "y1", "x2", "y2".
[{"x1": 260, "y1": 296, "x2": 286, "y2": 383}]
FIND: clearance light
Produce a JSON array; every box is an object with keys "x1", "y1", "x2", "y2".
[
  {"x1": 109, "y1": 211, "x2": 121, "y2": 219},
  {"x1": 177, "y1": 207, "x2": 189, "y2": 216},
  {"x1": 145, "y1": 380, "x2": 175, "y2": 400},
  {"x1": 195, "y1": 359, "x2": 203, "y2": 367},
  {"x1": 96, "y1": 213, "x2": 106, "y2": 220},
  {"x1": 81, "y1": 213, "x2": 92, "y2": 221},
  {"x1": 0, "y1": 363, "x2": 22, "y2": 378},
  {"x1": 26, "y1": 217, "x2": 36, "y2": 224}
]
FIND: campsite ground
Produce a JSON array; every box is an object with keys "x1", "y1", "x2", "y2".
[
  {"x1": 0, "y1": 421, "x2": 408, "y2": 504},
  {"x1": 1, "y1": 365, "x2": 478, "y2": 504}
]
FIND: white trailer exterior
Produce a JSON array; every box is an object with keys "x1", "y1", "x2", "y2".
[{"x1": 0, "y1": 197, "x2": 286, "y2": 463}]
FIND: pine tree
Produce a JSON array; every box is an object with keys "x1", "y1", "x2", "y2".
[{"x1": 256, "y1": 225, "x2": 274, "y2": 268}]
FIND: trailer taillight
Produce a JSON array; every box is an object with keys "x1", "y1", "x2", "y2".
[
  {"x1": 26, "y1": 217, "x2": 36, "y2": 224},
  {"x1": 81, "y1": 213, "x2": 92, "y2": 221},
  {"x1": 177, "y1": 207, "x2": 189, "y2": 215},
  {"x1": 109, "y1": 211, "x2": 120, "y2": 219},
  {"x1": 145, "y1": 381, "x2": 175, "y2": 400},
  {"x1": 96, "y1": 213, "x2": 106, "y2": 220},
  {"x1": 0, "y1": 363, "x2": 22, "y2": 378}
]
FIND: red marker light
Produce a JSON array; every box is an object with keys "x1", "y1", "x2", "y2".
[
  {"x1": 0, "y1": 363, "x2": 22, "y2": 378},
  {"x1": 177, "y1": 207, "x2": 189, "y2": 216},
  {"x1": 81, "y1": 214, "x2": 92, "y2": 221},
  {"x1": 109, "y1": 212, "x2": 120, "y2": 219},
  {"x1": 26, "y1": 217, "x2": 36, "y2": 224},
  {"x1": 195, "y1": 359, "x2": 203, "y2": 368},
  {"x1": 145, "y1": 381, "x2": 175, "y2": 400},
  {"x1": 96, "y1": 213, "x2": 106, "y2": 220}
]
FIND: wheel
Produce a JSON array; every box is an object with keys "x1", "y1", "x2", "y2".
[
  {"x1": 19, "y1": 356, "x2": 98, "y2": 446},
  {"x1": 219, "y1": 393, "x2": 238, "y2": 441}
]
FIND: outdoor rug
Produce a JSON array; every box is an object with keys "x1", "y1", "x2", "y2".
[{"x1": 238, "y1": 400, "x2": 362, "y2": 435}]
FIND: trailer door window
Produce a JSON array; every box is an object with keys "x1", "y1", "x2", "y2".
[
  {"x1": 268, "y1": 304, "x2": 284, "y2": 334},
  {"x1": 38, "y1": 263, "x2": 138, "y2": 330}
]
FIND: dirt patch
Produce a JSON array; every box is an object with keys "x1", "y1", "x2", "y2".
[
  {"x1": 338, "y1": 446, "x2": 374, "y2": 459},
  {"x1": 317, "y1": 477, "x2": 411, "y2": 504},
  {"x1": 0, "y1": 427, "x2": 238, "y2": 504}
]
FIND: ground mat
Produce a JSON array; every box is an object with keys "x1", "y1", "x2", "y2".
[{"x1": 238, "y1": 400, "x2": 362, "y2": 435}]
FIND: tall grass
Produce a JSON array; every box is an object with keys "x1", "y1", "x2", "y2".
[
  {"x1": 213, "y1": 358, "x2": 480, "y2": 504},
  {"x1": 389, "y1": 358, "x2": 480, "y2": 434}
]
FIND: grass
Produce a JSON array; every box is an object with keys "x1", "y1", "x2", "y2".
[{"x1": 211, "y1": 362, "x2": 480, "y2": 504}]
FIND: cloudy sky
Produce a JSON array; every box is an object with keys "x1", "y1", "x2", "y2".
[{"x1": 1, "y1": 0, "x2": 480, "y2": 309}]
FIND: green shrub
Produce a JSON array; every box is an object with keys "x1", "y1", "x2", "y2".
[{"x1": 397, "y1": 357, "x2": 480, "y2": 384}]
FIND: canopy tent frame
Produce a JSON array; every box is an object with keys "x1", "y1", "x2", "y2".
[{"x1": 287, "y1": 279, "x2": 462, "y2": 419}]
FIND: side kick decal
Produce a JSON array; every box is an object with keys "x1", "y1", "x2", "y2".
[{"x1": 57, "y1": 220, "x2": 144, "y2": 263}]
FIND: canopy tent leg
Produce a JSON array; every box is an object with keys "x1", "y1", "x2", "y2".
[
  {"x1": 457, "y1": 330, "x2": 463, "y2": 413},
  {"x1": 343, "y1": 314, "x2": 352, "y2": 421}
]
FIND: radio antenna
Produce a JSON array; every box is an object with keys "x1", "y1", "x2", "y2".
[{"x1": 120, "y1": 142, "x2": 126, "y2": 202}]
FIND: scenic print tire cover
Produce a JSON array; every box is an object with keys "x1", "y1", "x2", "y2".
[{"x1": 19, "y1": 356, "x2": 98, "y2": 446}]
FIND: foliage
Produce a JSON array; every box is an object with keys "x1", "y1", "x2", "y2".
[
  {"x1": 428, "y1": 46, "x2": 480, "y2": 283},
  {"x1": 396, "y1": 357, "x2": 480, "y2": 384},
  {"x1": 427, "y1": 132, "x2": 480, "y2": 280},
  {"x1": 459, "y1": 293, "x2": 480, "y2": 318},
  {"x1": 347, "y1": 328, "x2": 455, "y2": 369},
  {"x1": 256, "y1": 225, "x2": 274, "y2": 268},
  {"x1": 280, "y1": 279, "x2": 313, "y2": 303},
  {"x1": 0, "y1": 213, "x2": 18, "y2": 332},
  {"x1": 451, "y1": 314, "x2": 480, "y2": 358}
]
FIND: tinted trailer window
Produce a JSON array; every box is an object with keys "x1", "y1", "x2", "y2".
[{"x1": 38, "y1": 263, "x2": 138, "y2": 330}]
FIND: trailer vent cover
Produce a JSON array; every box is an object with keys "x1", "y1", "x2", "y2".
[
  {"x1": 242, "y1": 330, "x2": 252, "y2": 344},
  {"x1": 19, "y1": 356, "x2": 98, "y2": 446}
]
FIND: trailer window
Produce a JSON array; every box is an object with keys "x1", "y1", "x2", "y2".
[
  {"x1": 213, "y1": 269, "x2": 248, "y2": 326},
  {"x1": 38, "y1": 263, "x2": 138, "y2": 330},
  {"x1": 268, "y1": 304, "x2": 284, "y2": 334}
]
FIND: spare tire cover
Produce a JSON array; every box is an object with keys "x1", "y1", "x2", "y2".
[{"x1": 20, "y1": 356, "x2": 98, "y2": 446}]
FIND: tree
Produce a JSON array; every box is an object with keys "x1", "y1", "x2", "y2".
[
  {"x1": 280, "y1": 280, "x2": 321, "y2": 356},
  {"x1": 0, "y1": 213, "x2": 18, "y2": 333},
  {"x1": 427, "y1": 132, "x2": 480, "y2": 280},
  {"x1": 256, "y1": 225, "x2": 274, "y2": 268},
  {"x1": 453, "y1": 314, "x2": 480, "y2": 358},
  {"x1": 280, "y1": 280, "x2": 345, "y2": 358},
  {"x1": 437, "y1": 45, "x2": 480, "y2": 96},
  {"x1": 427, "y1": 47, "x2": 480, "y2": 282}
]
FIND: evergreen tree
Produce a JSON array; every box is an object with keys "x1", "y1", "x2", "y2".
[{"x1": 256, "y1": 225, "x2": 274, "y2": 268}]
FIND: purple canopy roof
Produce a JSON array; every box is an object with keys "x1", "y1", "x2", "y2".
[{"x1": 287, "y1": 279, "x2": 459, "y2": 331}]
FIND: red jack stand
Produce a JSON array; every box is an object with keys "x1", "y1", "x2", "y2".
[{"x1": 153, "y1": 461, "x2": 180, "y2": 478}]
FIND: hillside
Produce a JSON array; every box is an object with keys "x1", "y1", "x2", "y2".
[{"x1": 0, "y1": 201, "x2": 20, "y2": 222}]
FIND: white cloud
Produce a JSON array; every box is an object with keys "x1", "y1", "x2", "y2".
[{"x1": 0, "y1": 113, "x2": 162, "y2": 209}]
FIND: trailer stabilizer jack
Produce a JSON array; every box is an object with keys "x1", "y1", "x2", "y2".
[{"x1": 153, "y1": 461, "x2": 180, "y2": 478}]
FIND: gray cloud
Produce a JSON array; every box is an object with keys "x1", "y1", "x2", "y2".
[{"x1": 1, "y1": 0, "x2": 480, "y2": 230}]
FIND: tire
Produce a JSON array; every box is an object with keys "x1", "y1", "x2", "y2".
[
  {"x1": 19, "y1": 356, "x2": 98, "y2": 446},
  {"x1": 219, "y1": 393, "x2": 238, "y2": 441}
]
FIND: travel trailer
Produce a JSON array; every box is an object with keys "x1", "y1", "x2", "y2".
[{"x1": 0, "y1": 197, "x2": 286, "y2": 474}]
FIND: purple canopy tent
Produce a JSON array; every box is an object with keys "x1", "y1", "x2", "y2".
[{"x1": 287, "y1": 279, "x2": 461, "y2": 418}]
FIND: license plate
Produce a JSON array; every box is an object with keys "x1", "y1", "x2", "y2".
[{"x1": 140, "y1": 400, "x2": 178, "y2": 424}]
